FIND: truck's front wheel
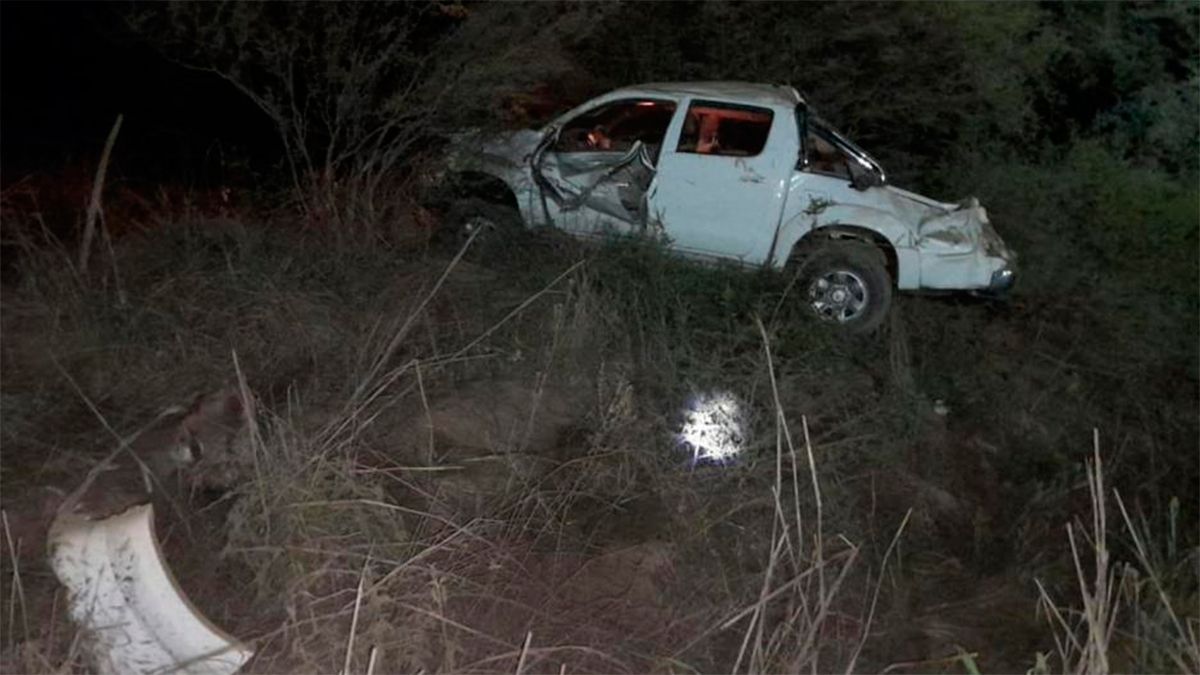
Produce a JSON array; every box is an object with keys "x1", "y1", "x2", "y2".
[
  {"x1": 439, "y1": 198, "x2": 524, "y2": 257},
  {"x1": 791, "y1": 240, "x2": 892, "y2": 332}
]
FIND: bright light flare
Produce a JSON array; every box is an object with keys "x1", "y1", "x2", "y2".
[{"x1": 677, "y1": 391, "x2": 747, "y2": 463}]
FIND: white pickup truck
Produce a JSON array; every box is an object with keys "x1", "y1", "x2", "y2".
[{"x1": 443, "y1": 81, "x2": 1016, "y2": 331}]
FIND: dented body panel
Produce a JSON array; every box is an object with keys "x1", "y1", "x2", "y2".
[
  {"x1": 450, "y1": 81, "x2": 1016, "y2": 293},
  {"x1": 49, "y1": 504, "x2": 253, "y2": 675}
]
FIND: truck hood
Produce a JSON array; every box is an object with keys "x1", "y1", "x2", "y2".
[
  {"x1": 448, "y1": 128, "x2": 544, "y2": 171},
  {"x1": 480, "y1": 128, "x2": 544, "y2": 164}
]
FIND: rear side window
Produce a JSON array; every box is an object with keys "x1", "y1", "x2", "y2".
[
  {"x1": 677, "y1": 101, "x2": 774, "y2": 157},
  {"x1": 555, "y1": 99, "x2": 677, "y2": 153}
]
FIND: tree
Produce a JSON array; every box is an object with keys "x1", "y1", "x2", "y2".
[{"x1": 126, "y1": 1, "x2": 600, "y2": 231}]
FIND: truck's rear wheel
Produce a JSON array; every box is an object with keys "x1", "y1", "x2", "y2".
[{"x1": 791, "y1": 239, "x2": 892, "y2": 332}]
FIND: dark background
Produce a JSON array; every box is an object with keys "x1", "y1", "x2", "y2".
[
  {"x1": 2, "y1": 1, "x2": 274, "y2": 186},
  {"x1": 5, "y1": 2, "x2": 1197, "y2": 190}
]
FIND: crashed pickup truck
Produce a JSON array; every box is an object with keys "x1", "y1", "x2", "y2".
[{"x1": 441, "y1": 81, "x2": 1016, "y2": 331}]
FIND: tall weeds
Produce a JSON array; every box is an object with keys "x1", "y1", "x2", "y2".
[
  {"x1": 3, "y1": 212, "x2": 1196, "y2": 673},
  {"x1": 1036, "y1": 432, "x2": 1199, "y2": 674}
]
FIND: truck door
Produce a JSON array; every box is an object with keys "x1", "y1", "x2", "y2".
[
  {"x1": 532, "y1": 98, "x2": 677, "y2": 237},
  {"x1": 649, "y1": 100, "x2": 796, "y2": 264}
]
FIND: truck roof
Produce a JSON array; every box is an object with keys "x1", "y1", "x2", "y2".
[{"x1": 608, "y1": 81, "x2": 805, "y2": 108}]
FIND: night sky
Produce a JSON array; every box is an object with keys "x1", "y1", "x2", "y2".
[{"x1": 2, "y1": 1, "x2": 274, "y2": 186}]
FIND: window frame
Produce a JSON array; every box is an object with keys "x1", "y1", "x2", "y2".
[
  {"x1": 552, "y1": 97, "x2": 678, "y2": 155},
  {"x1": 675, "y1": 99, "x2": 776, "y2": 159},
  {"x1": 798, "y1": 115, "x2": 888, "y2": 183},
  {"x1": 801, "y1": 125, "x2": 855, "y2": 180}
]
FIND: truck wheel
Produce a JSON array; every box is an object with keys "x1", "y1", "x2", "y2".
[
  {"x1": 791, "y1": 239, "x2": 892, "y2": 332},
  {"x1": 439, "y1": 198, "x2": 524, "y2": 256}
]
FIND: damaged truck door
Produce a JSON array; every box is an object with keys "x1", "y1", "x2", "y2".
[{"x1": 532, "y1": 98, "x2": 675, "y2": 236}]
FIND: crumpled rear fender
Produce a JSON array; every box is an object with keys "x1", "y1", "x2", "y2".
[{"x1": 915, "y1": 198, "x2": 1013, "y2": 289}]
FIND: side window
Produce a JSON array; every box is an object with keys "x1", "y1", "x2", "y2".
[
  {"x1": 676, "y1": 101, "x2": 773, "y2": 157},
  {"x1": 554, "y1": 99, "x2": 677, "y2": 154},
  {"x1": 804, "y1": 130, "x2": 852, "y2": 179}
]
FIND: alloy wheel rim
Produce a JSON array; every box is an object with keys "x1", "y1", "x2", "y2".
[{"x1": 807, "y1": 270, "x2": 869, "y2": 323}]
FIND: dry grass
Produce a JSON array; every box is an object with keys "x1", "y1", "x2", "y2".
[
  {"x1": 1036, "y1": 433, "x2": 1200, "y2": 675},
  {"x1": 1, "y1": 206, "x2": 1196, "y2": 674}
]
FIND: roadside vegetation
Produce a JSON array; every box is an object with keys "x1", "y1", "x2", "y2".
[{"x1": 2, "y1": 2, "x2": 1196, "y2": 673}]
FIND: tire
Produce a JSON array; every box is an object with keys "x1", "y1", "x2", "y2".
[
  {"x1": 791, "y1": 239, "x2": 893, "y2": 333},
  {"x1": 438, "y1": 198, "x2": 524, "y2": 257}
]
